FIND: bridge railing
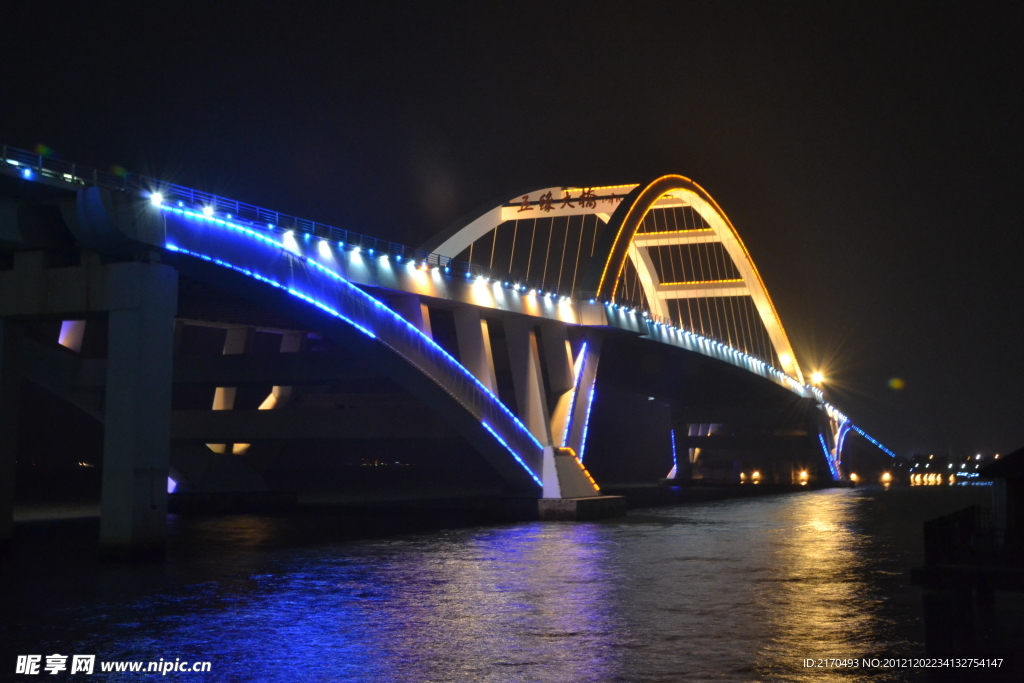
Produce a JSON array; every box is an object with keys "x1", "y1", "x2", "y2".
[
  {"x1": 2, "y1": 143, "x2": 784, "y2": 374},
  {"x1": 1, "y1": 143, "x2": 572, "y2": 299}
]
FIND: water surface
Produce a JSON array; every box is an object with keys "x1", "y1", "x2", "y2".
[{"x1": 3, "y1": 486, "x2": 990, "y2": 681}]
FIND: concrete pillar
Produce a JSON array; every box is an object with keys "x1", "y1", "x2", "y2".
[
  {"x1": 563, "y1": 334, "x2": 602, "y2": 459},
  {"x1": 453, "y1": 307, "x2": 498, "y2": 393},
  {"x1": 100, "y1": 261, "x2": 177, "y2": 559},
  {"x1": 266, "y1": 330, "x2": 304, "y2": 407},
  {"x1": 504, "y1": 318, "x2": 552, "y2": 446},
  {"x1": 209, "y1": 326, "x2": 253, "y2": 454},
  {"x1": 505, "y1": 318, "x2": 560, "y2": 498},
  {"x1": 233, "y1": 330, "x2": 307, "y2": 455},
  {"x1": 0, "y1": 319, "x2": 21, "y2": 551},
  {"x1": 58, "y1": 320, "x2": 87, "y2": 352},
  {"x1": 388, "y1": 294, "x2": 432, "y2": 338},
  {"x1": 538, "y1": 322, "x2": 574, "y2": 396},
  {"x1": 541, "y1": 323, "x2": 576, "y2": 447}
]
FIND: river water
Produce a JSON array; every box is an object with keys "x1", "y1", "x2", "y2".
[{"x1": 3, "y1": 486, "x2": 992, "y2": 682}]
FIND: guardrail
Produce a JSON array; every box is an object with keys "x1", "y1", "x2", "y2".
[
  {"x1": 1, "y1": 142, "x2": 787, "y2": 372},
  {"x1": 0, "y1": 143, "x2": 557, "y2": 294}
]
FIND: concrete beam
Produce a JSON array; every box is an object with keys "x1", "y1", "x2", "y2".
[
  {"x1": 675, "y1": 434, "x2": 813, "y2": 451},
  {"x1": 18, "y1": 336, "x2": 105, "y2": 420},
  {"x1": 631, "y1": 229, "x2": 717, "y2": 248},
  {"x1": 655, "y1": 280, "x2": 749, "y2": 299},
  {"x1": 172, "y1": 350, "x2": 379, "y2": 386},
  {"x1": 171, "y1": 406, "x2": 446, "y2": 440},
  {"x1": 453, "y1": 307, "x2": 498, "y2": 393},
  {"x1": 0, "y1": 250, "x2": 108, "y2": 316}
]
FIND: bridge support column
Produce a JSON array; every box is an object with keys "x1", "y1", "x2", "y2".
[
  {"x1": 388, "y1": 294, "x2": 432, "y2": 338},
  {"x1": 504, "y1": 319, "x2": 552, "y2": 445},
  {"x1": 0, "y1": 319, "x2": 21, "y2": 551},
  {"x1": 209, "y1": 325, "x2": 254, "y2": 454},
  {"x1": 232, "y1": 330, "x2": 307, "y2": 455},
  {"x1": 505, "y1": 319, "x2": 560, "y2": 497},
  {"x1": 541, "y1": 323, "x2": 576, "y2": 448},
  {"x1": 100, "y1": 262, "x2": 177, "y2": 559},
  {"x1": 453, "y1": 308, "x2": 497, "y2": 393},
  {"x1": 563, "y1": 334, "x2": 601, "y2": 459}
]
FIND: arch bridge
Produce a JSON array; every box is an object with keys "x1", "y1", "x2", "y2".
[{"x1": 0, "y1": 144, "x2": 896, "y2": 556}]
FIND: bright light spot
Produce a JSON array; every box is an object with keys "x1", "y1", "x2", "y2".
[
  {"x1": 850, "y1": 473, "x2": 859, "y2": 482},
  {"x1": 779, "y1": 353, "x2": 792, "y2": 366},
  {"x1": 149, "y1": 192, "x2": 164, "y2": 206},
  {"x1": 202, "y1": 206, "x2": 214, "y2": 217},
  {"x1": 317, "y1": 240, "x2": 331, "y2": 257},
  {"x1": 282, "y1": 230, "x2": 300, "y2": 254},
  {"x1": 881, "y1": 472, "x2": 892, "y2": 483},
  {"x1": 167, "y1": 476, "x2": 178, "y2": 494},
  {"x1": 21, "y1": 168, "x2": 33, "y2": 179},
  {"x1": 810, "y1": 371, "x2": 824, "y2": 384}
]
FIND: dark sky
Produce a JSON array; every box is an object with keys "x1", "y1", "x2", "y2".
[{"x1": 2, "y1": 2, "x2": 1021, "y2": 458}]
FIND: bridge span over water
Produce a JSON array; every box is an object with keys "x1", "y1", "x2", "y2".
[{"x1": 0, "y1": 144, "x2": 896, "y2": 556}]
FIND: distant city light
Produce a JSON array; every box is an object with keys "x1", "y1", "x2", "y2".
[{"x1": 150, "y1": 192, "x2": 163, "y2": 206}]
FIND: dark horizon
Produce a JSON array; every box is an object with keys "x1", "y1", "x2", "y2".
[{"x1": 2, "y1": 1, "x2": 1021, "y2": 458}]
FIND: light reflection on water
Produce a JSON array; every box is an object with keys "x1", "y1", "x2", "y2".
[{"x1": 5, "y1": 487, "x2": 990, "y2": 682}]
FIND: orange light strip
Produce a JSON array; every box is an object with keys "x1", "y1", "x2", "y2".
[
  {"x1": 636, "y1": 229, "x2": 714, "y2": 236},
  {"x1": 561, "y1": 447, "x2": 600, "y2": 491},
  {"x1": 597, "y1": 177, "x2": 686, "y2": 294},
  {"x1": 659, "y1": 278, "x2": 744, "y2": 286}
]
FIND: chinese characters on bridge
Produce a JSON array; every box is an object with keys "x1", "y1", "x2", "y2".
[{"x1": 518, "y1": 189, "x2": 620, "y2": 212}]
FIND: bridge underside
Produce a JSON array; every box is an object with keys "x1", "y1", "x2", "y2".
[{"x1": 0, "y1": 162, "x2": 898, "y2": 558}]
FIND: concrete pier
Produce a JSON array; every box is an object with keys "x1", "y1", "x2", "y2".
[
  {"x1": 538, "y1": 495, "x2": 627, "y2": 521},
  {"x1": 0, "y1": 319, "x2": 21, "y2": 551},
  {"x1": 98, "y1": 262, "x2": 177, "y2": 559}
]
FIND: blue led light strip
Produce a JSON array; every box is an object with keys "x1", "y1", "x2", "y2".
[
  {"x1": 162, "y1": 204, "x2": 542, "y2": 449},
  {"x1": 819, "y1": 433, "x2": 840, "y2": 481},
  {"x1": 481, "y1": 422, "x2": 543, "y2": 486},
  {"x1": 561, "y1": 342, "x2": 588, "y2": 448},
  {"x1": 670, "y1": 428, "x2": 678, "y2": 471},
  {"x1": 165, "y1": 244, "x2": 377, "y2": 338},
  {"x1": 852, "y1": 426, "x2": 897, "y2": 458},
  {"x1": 162, "y1": 205, "x2": 547, "y2": 484},
  {"x1": 577, "y1": 384, "x2": 596, "y2": 463}
]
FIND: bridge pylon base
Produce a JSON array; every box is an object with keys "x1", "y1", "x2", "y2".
[{"x1": 538, "y1": 495, "x2": 626, "y2": 521}]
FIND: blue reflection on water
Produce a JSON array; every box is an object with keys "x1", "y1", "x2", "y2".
[{"x1": 4, "y1": 487, "x2": 993, "y2": 682}]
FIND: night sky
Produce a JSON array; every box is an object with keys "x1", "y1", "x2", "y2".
[{"x1": 2, "y1": 2, "x2": 1020, "y2": 459}]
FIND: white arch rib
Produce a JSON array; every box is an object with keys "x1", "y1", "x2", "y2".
[
  {"x1": 429, "y1": 185, "x2": 637, "y2": 259},
  {"x1": 425, "y1": 183, "x2": 802, "y2": 382}
]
